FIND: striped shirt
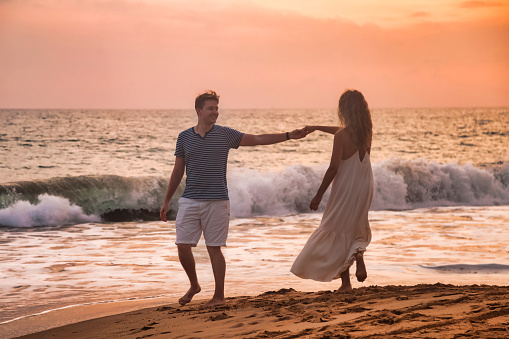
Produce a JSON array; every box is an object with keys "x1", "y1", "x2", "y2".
[{"x1": 175, "y1": 125, "x2": 244, "y2": 200}]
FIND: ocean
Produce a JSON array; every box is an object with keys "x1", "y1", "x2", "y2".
[{"x1": 0, "y1": 107, "x2": 508, "y2": 325}]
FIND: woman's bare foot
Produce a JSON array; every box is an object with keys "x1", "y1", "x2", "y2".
[
  {"x1": 203, "y1": 296, "x2": 226, "y2": 308},
  {"x1": 355, "y1": 252, "x2": 367, "y2": 282},
  {"x1": 336, "y1": 284, "x2": 353, "y2": 293},
  {"x1": 336, "y1": 268, "x2": 352, "y2": 293},
  {"x1": 179, "y1": 285, "x2": 201, "y2": 305}
]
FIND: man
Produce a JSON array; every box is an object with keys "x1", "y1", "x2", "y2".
[{"x1": 160, "y1": 90, "x2": 307, "y2": 307}]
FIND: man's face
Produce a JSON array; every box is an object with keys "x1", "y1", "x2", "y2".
[{"x1": 197, "y1": 100, "x2": 219, "y2": 125}]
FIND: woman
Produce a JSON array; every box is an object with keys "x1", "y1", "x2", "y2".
[{"x1": 291, "y1": 89, "x2": 374, "y2": 292}]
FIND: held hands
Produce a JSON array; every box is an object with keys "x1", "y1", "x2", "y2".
[
  {"x1": 303, "y1": 126, "x2": 317, "y2": 134},
  {"x1": 289, "y1": 127, "x2": 315, "y2": 140},
  {"x1": 288, "y1": 128, "x2": 307, "y2": 140},
  {"x1": 309, "y1": 194, "x2": 322, "y2": 211}
]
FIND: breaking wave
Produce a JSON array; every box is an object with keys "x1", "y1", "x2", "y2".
[
  {"x1": 0, "y1": 159, "x2": 507, "y2": 226},
  {"x1": 229, "y1": 160, "x2": 509, "y2": 217},
  {"x1": 0, "y1": 175, "x2": 183, "y2": 227}
]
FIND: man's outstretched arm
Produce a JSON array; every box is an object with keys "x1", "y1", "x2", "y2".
[
  {"x1": 160, "y1": 156, "x2": 185, "y2": 222},
  {"x1": 239, "y1": 128, "x2": 307, "y2": 146}
]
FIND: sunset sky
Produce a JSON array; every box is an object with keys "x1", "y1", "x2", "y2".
[{"x1": 1, "y1": 0, "x2": 508, "y2": 109}]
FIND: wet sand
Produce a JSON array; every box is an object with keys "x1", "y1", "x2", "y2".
[{"x1": 13, "y1": 284, "x2": 509, "y2": 338}]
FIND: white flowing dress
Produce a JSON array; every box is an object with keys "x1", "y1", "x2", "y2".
[{"x1": 291, "y1": 150, "x2": 374, "y2": 282}]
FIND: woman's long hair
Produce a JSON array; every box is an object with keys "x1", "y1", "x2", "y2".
[{"x1": 338, "y1": 90, "x2": 372, "y2": 150}]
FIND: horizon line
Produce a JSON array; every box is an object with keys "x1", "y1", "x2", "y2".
[{"x1": 1, "y1": 105, "x2": 508, "y2": 111}]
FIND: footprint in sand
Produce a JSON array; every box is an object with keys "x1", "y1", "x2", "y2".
[
  {"x1": 130, "y1": 323, "x2": 157, "y2": 334},
  {"x1": 469, "y1": 305, "x2": 484, "y2": 314},
  {"x1": 208, "y1": 312, "x2": 229, "y2": 321},
  {"x1": 156, "y1": 306, "x2": 173, "y2": 312},
  {"x1": 300, "y1": 310, "x2": 330, "y2": 323},
  {"x1": 275, "y1": 315, "x2": 292, "y2": 321}
]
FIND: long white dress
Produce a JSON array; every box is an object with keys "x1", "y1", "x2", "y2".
[{"x1": 291, "y1": 150, "x2": 374, "y2": 282}]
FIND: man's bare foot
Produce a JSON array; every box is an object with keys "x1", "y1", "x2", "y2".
[
  {"x1": 202, "y1": 296, "x2": 226, "y2": 308},
  {"x1": 355, "y1": 252, "x2": 367, "y2": 282},
  {"x1": 179, "y1": 285, "x2": 201, "y2": 306},
  {"x1": 336, "y1": 285, "x2": 353, "y2": 293}
]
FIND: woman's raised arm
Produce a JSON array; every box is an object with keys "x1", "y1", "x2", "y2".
[{"x1": 305, "y1": 125, "x2": 340, "y2": 135}]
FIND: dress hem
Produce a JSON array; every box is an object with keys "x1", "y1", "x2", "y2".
[{"x1": 290, "y1": 247, "x2": 366, "y2": 282}]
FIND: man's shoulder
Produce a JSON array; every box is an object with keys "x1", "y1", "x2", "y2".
[
  {"x1": 214, "y1": 125, "x2": 242, "y2": 134},
  {"x1": 211, "y1": 125, "x2": 233, "y2": 134},
  {"x1": 178, "y1": 127, "x2": 194, "y2": 137}
]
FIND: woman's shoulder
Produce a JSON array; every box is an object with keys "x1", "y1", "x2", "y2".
[
  {"x1": 334, "y1": 128, "x2": 352, "y2": 143},
  {"x1": 334, "y1": 127, "x2": 347, "y2": 137}
]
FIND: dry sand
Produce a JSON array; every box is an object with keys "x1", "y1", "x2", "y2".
[{"x1": 13, "y1": 283, "x2": 509, "y2": 338}]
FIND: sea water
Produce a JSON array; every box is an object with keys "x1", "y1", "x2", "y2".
[{"x1": 0, "y1": 108, "x2": 508, "y2": 323}]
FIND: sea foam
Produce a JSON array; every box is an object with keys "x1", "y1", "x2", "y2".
[
  {"x1": 229, "y1": 164, "x2": 325, "y2": 217},
  {"x1": 0, "y1": 194, "x2": 100, "y2": 227}
]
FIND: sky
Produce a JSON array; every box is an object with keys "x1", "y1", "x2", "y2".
[{"x1": 0, "y1": 0, "x2": 508, "y2": 109}]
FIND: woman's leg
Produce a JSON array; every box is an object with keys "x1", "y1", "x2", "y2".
[{"x1": 336, "y1": 267, "x2": 352, "y2": 292}]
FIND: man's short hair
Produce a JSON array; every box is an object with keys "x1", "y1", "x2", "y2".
[{"x1": 195, "y1": 91, "x2": 220, "y2": 110}]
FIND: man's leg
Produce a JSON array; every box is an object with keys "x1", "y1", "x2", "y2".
[
  {"x1": 177, "y1": 244, "x2": 201, "y2": 305},
  {"x1": 201, "y1": 200, "x2": 229, "y2": 307},
  {"x1": 204, "y1": 245, "x2": 226, "y2": 307}
]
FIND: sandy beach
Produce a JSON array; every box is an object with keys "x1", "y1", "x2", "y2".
[{"x1": 8, "y1": 283, "x2": 508, "y2": 338}]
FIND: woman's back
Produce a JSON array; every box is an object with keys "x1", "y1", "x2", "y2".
[{"x1": 338, "y1": 128, "x2": 372, "y2": 162}]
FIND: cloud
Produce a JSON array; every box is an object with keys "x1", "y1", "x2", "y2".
[
  {"x1": 409, "y1": 11, "x2": 432, "y2": 18},
  {"x1": 410, "y1": 12, "x2": 431, "y2": 18},
  {"x1": 460, "y1": 1, "x2": 503, "y2": 8}
]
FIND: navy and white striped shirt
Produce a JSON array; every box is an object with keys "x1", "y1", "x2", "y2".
[{"x1": 175, "y1": 125, "x2": 244, "y2": 200}]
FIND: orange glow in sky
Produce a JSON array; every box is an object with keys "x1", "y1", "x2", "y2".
[{"x1": 0, "y1": 0, "x2": 508, "y2": 108}]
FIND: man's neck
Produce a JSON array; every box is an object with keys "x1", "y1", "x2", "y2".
[{"x1": 194, "y1": 122, "x2": 214, "y2": 137}]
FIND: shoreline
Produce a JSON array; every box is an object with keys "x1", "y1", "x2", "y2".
[
  {"x1": 7, "y1": 283, "x2": 509, "y2": 339},
  {"x1": 0, "y1": 296, "x2": 184, "y2": 339}
]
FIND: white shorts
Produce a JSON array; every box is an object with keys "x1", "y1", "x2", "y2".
[{"x1": 175, "y1": 197, "x2": 230, "y2": 247}]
